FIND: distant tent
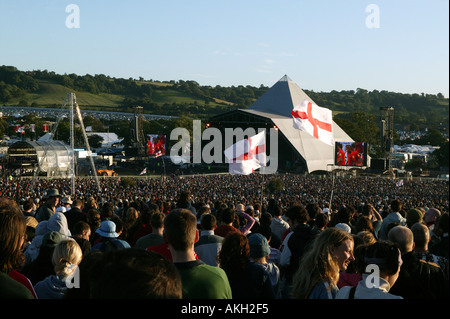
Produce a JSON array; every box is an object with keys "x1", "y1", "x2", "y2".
[
  {"x1": 209, "y1": 75, "x2": 354, "y2": 173},
  {"x1": 8, "y1": 140, "x2": 72, "y2": 177}
]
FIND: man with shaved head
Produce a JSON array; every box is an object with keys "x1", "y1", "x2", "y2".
[
  {"x1": 388, "y1": 226, "x2": 448, "y2": 299},
  {"x1": 411, "y1": 222, "x2": 448, "y2": 279}
]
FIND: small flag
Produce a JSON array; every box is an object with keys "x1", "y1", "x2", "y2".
[
  {"x1": 396, "y1": 180, "x2": 404, "y2": 187},
  {"x1": 139, "y1": 168, "x2": 147, "y2": 175},
  {"x1": 224, "y1": 131, "x2": 266, "y2": 175},
  {"x1": 155, "y1": 151, "x2": 162, "y2": 158}
]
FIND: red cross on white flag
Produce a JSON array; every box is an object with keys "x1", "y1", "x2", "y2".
[
  {"x1": 291, "y1": 100, "x2": 334, "y2": 146},
  {"x1": 224, "y1": 131, "x2": 266, "y2": 175}
]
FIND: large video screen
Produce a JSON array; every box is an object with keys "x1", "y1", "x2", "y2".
[
  {"x1": 146, "y1": 134, "x2": 166, "y2": 156},
  {"x1": 335, "y1": 142, "x2": 367, "y2": 167}
]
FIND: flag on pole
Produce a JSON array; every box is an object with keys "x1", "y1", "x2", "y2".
[
  {"x1": 155, "y1": 150, "x2": 162, "y2": 158},
  {"x1": 139, "y1": 168, "x2": 147, "y2": 175},
  {"x1": 396, "y1": 179, "x2": 404, "y2": 187},
  {"x1": 291, "y1": 99, "x2": 334, "y2": 146},
  {"x1": 224, "y1": 131, "x2": 266, "y2": 175}
]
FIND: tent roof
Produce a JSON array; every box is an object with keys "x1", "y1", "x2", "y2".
[{"x1": 242, "y1": 75, "x2": 354, "y2": 172}]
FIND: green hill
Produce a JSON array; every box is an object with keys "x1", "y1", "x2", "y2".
[{"x1": 0, "y1": 65, "x2": 448, "y2": 126}]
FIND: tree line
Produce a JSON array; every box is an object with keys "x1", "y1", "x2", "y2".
[{"x1": 1, "y1": 65, "x2": 448, "y2": 127}]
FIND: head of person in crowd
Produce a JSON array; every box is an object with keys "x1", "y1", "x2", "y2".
[
  {"x1": 388, "y1": 226, "x2": 414, "y2": 254},
  {"x1": 218, "y1": 231, "x2": 250, "y2": 277},
  {"x1": 52, "y1": 238, "x2": 83, "y2": 279},
  {"x1": 0, "y1": 198, "x2": 26, "y2": 273},
  {"x1": 292, "y1": 227, "x2": 354, "y2": 299},
  {"x1": 163, "y1": 208, "x2": 198, "y2": 261},
  {"x1": 424, "y1": 208, "x2": 441, "y2": 227},
  {"x1": 89, "y1": 249, "x2": 182, "y2": 299},
  {"x1": 220, "y1": 207, "x2": 236, "y2": 226},
  {"x1": 406, "y1": 208, "x2": 423, "y2": 229},
  {"x1": 357, "y1": 240, "x2": 403, "y2": 289},
  {"x1": 200, "y1": 213, "x2": 217, "y2": 231},
  {"x1": 391, "y1": 199, "x2": 403, "y2": 213},
  {"x1": 45, "y1": 189, "x2": 62, "y2": 209}
]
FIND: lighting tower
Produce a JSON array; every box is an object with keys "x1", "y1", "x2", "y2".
[{"x1": 380, "y1": 106, "x2": 394, "y2": 172}]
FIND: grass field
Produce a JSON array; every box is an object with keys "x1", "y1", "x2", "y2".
[{"x1": 10, "y1": 80, "x2": 228, "y2": 112}]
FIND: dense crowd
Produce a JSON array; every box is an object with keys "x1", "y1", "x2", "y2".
[
  {"x1": 1, "y1": 174, "x2": 448, "y2": 215},
  {"x1": 0, "y1": 173, "x2": 448, "y2": 300}
]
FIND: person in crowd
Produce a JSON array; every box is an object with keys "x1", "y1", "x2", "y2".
[
  {"x1": 361, "y1": 203, "x2": 383, "y2": 238},
  {"x1": 34, "y1": 238, "x2": 83, "y2": 299},
  {"x1": 135, "y1": 212, "x2": 165, "y2": 250},
  {"x1": 35, "y1": 188, "x2": 62, "y2": 222},
  {"x1": 21, "y1": 231, "x2": 63, "y2": 286},
  {"x1": 336, "y1": 241, "x2": 404, "y2": 299},
  {"x1": 0, "y1": 198, "x2": 35, "y2": 298},
  {"x1": 176, "y1": 190, "x2": 196, "y2": 215},
  {"x1": 164, "y1": 208, "x2": 232, "y2": 299},
  {"x1": 194, "y1": 214, "x2": 223, "y2": 266},
  {"x1": 56, "y1": 196, "x2": 72, "y2": 213},
  {"x1": 406, "y1": 208, "x2": 424, "y2": 229},
  {"x1": 411, "y1": 222, "x2": 449, "y2": 280},
  {"x1": 64, "y1": 199, "x2": 86, "y2": 234},
  {"x1": 279, "y1": 204, "x2": 319, "y2": 299},
  {"x1": 269, "y1": 204, "x2": 289, "y2": 242},
  {"x1": 379, "y1": 199, "x2": 406, "y2": 240},
  {"x1": 86, "y1": 209, "x2": 101, "y2": 245},
  {"x1": 70, "y1": 221, "x2": 92, "y2": 257},
  {"x1": 388, "y1": 225, "x2": 449, "y2": 299},
  {"x1": 236, "y1": 203, "x2": 255, "y2": 235},
  {"x1": 91, "y1": 220, "x2": 130, "y2": 251},
  {"x1": 214, "y1": 207, "x2": 240, "y2": 238},
  {"x1": 218, "y1": 231, "x2": 275, "y2": 299},
  {"x1": 429, "y1": 212, "x2": 449, "y2": 259},
  {"x1": 88, "y1": 248, "x2": 182, "y2": 299},
  {"x1": 248, "y1": 233, "x2": 280, "y2": 296},
  {"x1": 314, "y1": 213, "x2": 329, "y2": 232},
  {"x1": 424, "y1": 207, "x2": 441, "y2": 231},
  {"x1": 21, "y1": 198, "x2": 36, "y2": 218},
  {"x1": 127, "y1": 204, "x2": 156, "y2": 246},
  {"x1": 292, "y1": 227, "x2": 354, "y2": 299},
  {"x1": 24, "y1": 212, "x2": 71, "y2": 266}
]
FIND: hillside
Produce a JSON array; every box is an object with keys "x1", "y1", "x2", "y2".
[{"x1": 0, "y1": 65, "x2": 448, "y2": 126}]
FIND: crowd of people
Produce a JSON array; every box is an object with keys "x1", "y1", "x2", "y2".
[{"x1": 0, "y1": 173, "x2": 448, "y2": 299}]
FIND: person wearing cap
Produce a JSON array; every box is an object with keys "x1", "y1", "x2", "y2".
[
  {"x1": 35, "y1": 188, "x2": 61, "y2": 222},
  {"x1": 218, "y1": 231, "x2": 274, "y2": 299},
  {"x1": 249, "y1": 233, "x2": 280, "y2": 296},
  {"x1": 56, "y1": 196, "x2": 72, "y2": 213},
  {"x1": 91, "y1": 220, "x2": 130, "y2": 251}
]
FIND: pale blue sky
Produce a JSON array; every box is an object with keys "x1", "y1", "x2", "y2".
[{"x1": 0, "y1": 0, "x2": 448, "y2": 96}]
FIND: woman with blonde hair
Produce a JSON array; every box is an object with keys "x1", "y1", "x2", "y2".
[
  {"x1": 292, "y1": 227, "x2": 354, "y2": 299},
  {"x1": 34, "y1": 238, "x2": 83, "y2": 299}
]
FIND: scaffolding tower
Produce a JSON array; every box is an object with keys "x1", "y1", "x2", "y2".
[
  {"x1": 31, "y1": 93, "x2": 101, "y2": 195},
  {"x1": 380, "y1": 106, "x2": 394, "y2": 172}
]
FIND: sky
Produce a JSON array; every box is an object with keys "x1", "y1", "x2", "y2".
[{"x1": 0, "y1": 0, "x2": 449, "y2": 97}]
